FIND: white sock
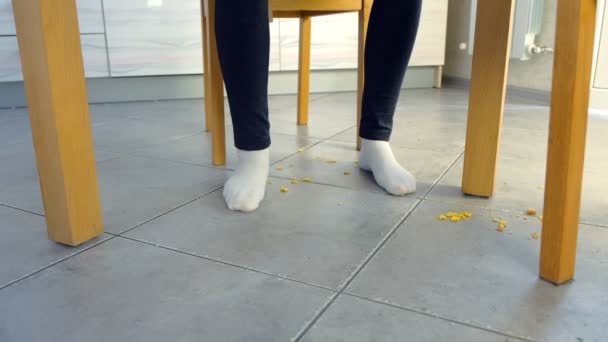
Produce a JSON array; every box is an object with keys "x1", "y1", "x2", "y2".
[
  {"x1": 359, "y1": 138, "x2": 416, "y2": 196},
  {"x1": 223, "y1": 148, "x2": 269, "y2": 212}
]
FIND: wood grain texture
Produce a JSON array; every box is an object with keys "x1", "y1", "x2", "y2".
[
  {"x1": 12, "y1": 0, "x2": 103, "y2": 246},
  {"x1": 203, "y1": 0, "x2": 226, "y2": 166},
  {"x1": 356, "y1": 0, "x2": 372, "y2": 151},
  {"x1": 540, "y1": 0, "x2": 597, "y2": 285},
  {"x1": 270, "y1": 0, "x2": 361, "y2": 11},
  {"x1": 462, "y1": 0, "x2": 515, "y2": 197},
  {"x1": 297, "y1": 16, "x2": 312, "y2": 125}
]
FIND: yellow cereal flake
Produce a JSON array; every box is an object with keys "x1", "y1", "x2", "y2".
[
  {"x1": 537, "y1": 185, "x2": 545, "y2": 189},
  {"x1": 462, "y1": 212, "x2": 473, "y2": 218},
  {"x1": 526, "y1": 208, "x2": 537, "y2": 215},
  {"x1": 496, "y1": 224, "x2": 506, "y2": 232},
  {"x1": 275, "y1": 166, "x2": 284, "y2": 171},
  {"x1": 302, "y1": 177, "x2": 312, "y2": 183},
  {"x1": 343, "y1": 171, "x2": 352, "y2": 175},
  {"x1": 297, "y1": 148, "x2": 304, "y2": 152},
  {"x1": 492, "y1": 217, "x2": 500, "y2": 223},
  {"x1": 446, "y1": 212, "x2": 458, "y2": 218},
  {"x1": 450, "y1": 216, "x2": 462, "y2": 222},
  {"x1": 537, "y1": 215, "x2": 543, "y2": 221},
  {"x1": 438, "y1": 211, "x2": 473, "y2": 223},
  {"x1": 437, "y1": 215, "x2": 447, "y2": 221},
  {"x1": 499, "y1": 220, "x2": 508, "y2": 227},
  {"x1": 531, "y1": 232, "x2": 540, "y2": 240},
  {"x1": 291, "y1": 179, "x2": 299, "y2": 184},
  {"x1": 280, "y1": 187, "x2": 289, "y2": 193},
  {"x1": 326, "y1": 159, "x2": 337, "y2": 164}
]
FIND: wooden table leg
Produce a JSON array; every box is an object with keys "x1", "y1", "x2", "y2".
[
  {"x1": 12, "y1": 0, "x2": 103, "y2": 246},
  {"x1": 201, "y1": 1, "x2": 212, "y2": 132},
  {"x1": 462, "y1": 0, "x2": 515, "y2": 197},
  {"x1": 297, "y1": 15, "x2": 312, "y2": 126},
  {"x1": 356, "y1": 0, "x2": 372, "y2": 151},
  {"x1": 204, "y1": 0, "x2": 226, "y2": 166},
  {"x1": 540, "y1": 0, "x2": 596, "y2": 285}
]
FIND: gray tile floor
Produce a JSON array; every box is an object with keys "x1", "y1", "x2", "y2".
[{"x1": 1, "y1": 88, "x2": 607, "y2": 341}]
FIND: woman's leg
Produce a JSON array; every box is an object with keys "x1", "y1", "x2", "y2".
[
  {"x1": 216, "y1": 0, "x2": 271, "y2": 212},
  {"x1": 358, "y1": 0, "x2": 423, "y2": 195}
]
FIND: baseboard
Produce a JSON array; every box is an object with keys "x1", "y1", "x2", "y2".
[
  {"x1": 443, "y1": 76, "x2": 552, "y2": 105},
  {"x1": 0, "y1": 66, "x2": 436, "y2": 109}
]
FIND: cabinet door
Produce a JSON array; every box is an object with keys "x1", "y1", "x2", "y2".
[
  {"x1": 0, "y1": 35, "x2": 110, "y2": 82},
  {"x1": 594, "y1": 1, "x2": 608, "y2": 89},
  {"x1": 279, "y1": 0, "x2": 449, "y2": 71},
  {"x1": 0, "y1": 0, "x2": 105, "y2": 35}
]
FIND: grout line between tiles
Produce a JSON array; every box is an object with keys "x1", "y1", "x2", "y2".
[
  {"x1": 420, "y1": 149, "x2": 465, "y2": 200},
  {"x1": 342, "y1": 293, "x2": 535, "y2": 342},
  {"x1": 0, "y1": 202, "x2": 44, "y2": 217},
  {"x1": 0, "y1": 235, "x2": 117, "y2": 291},
  {"x1": 292, "y1": 198, "x2": 424, "y2": 341},
  {"x1": 117, "y1": 235, "x2": 337, "y2": 293}
]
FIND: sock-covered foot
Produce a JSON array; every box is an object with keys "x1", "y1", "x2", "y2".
[
  {"x1": 223, "y1": 148, "x2": 269, "y2": 212},
  {"x1": 359, "y1": 138, "x2": 416, "y2": 196}
]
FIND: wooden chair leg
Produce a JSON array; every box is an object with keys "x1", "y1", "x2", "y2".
[
  {"x1": 205, "y1": 0, "x2": 226, "y2": 166},
  {"x1": 540, "y1": 0, "x2": 596, "y2": 285},
  {"x1": 356, "y1": 0, "x2": 372, "y2": 151},
  {"x1": 201, "y1": 3, "x2": 211, "y2": 132},
  {"x1": 297, "y1": 16, "x2": 312, "y2": 126},
  {"x1": 461, "y1": 0, "x2": 515, "y2": 197},
  {"x1": 12, "y1": 0, "x2": 103, "y2": 246}
]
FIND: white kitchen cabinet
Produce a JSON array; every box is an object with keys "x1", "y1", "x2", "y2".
[
  {"x1": 279, "y1": 0, "x2": 448, "y2": 71},
  {"x1": 594, "y1": 0, "x2": 608, "y2": 89},
  {"x1": 0, "y1": 0, "x2": 105, "y2": 35},
  {"x1": 0, "y1": 35, "x2": 110, "y2": 82}
]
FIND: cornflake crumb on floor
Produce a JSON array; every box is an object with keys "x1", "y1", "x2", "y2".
[
  {"x1": 266, "y1": 180, "x2": 272, "y2": 185},
  {"x1": 297, "y1": 148, "x2": 304, "y2": 152},
  {"x1": 496, "y1": 224, "x2": 506, "y2": 232},
  {"x1": 537, "y1": 185, "x2": 545, "y2": 189},
  {"x1": 280, "y1": 187, "x2": 289, "y2": 193},
  {"x1": 302, "y1": 177, "x2": 312, "y2": 183},
  {"x1": 326, "y1": 159, "x2": 336, "y2": 164},
  {"x1": 291, "y1": 179, "x2": 299, "y2": 184},
  {"x1": 437, "y1": 211, "x2": 473, "y2": 223},
  {"x1": 275, "y1": 166, "x2": 283, "y2": 171},
  {"x1": 343, "y1": 171, "x2": 351, "y2": 175},
  {"x1": 530, "y1": 232, "x2": 540, "y2": 240},
  {"x1": 526, "y1": 208, "x2": 537, "y2": 215},
  {"x1": 337, "y1": 202, "x2": 343, "y2": 206}
]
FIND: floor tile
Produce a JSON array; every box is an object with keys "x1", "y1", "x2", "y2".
[
  {"x1": 428, "y1": 155, "x2": 608, "y2": 227},
  {"x1": 270, "y1": 139, "x2": 461, "y2": 197},
  {"x1": 301, "y1": 295, "x2": 526, "y2": 342},
  {"x1": 0, "y1": 205, "x2": 109, "y2": 288},
  {"x1": 125, "y1": 179, "x2": 418, "y2": 289},
  {"x1": 132, "y1": 131, "x2": 320, "y2": 170},
  {"x1": 0, "y1": 237, "x2": 332, "y2": 342},
  {"x1": 346, "y1": 200, "x2": 608, "y2": 342},
  {"x1": 96, "y1": 156, "x2": 228, "y2": 234}
]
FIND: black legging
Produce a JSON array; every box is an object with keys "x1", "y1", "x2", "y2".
[{"x1": 216, "y1": 0, "x2": 422, "y2": 151}]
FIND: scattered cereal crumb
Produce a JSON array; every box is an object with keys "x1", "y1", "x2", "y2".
[
  {"x1": 291, "y1": 179, "x2": 299, "y2": 184},
  {"x1": 462, "y1": 212, "x2": 473, "y2": 218},
  {"x1": 492, "y1": 217, "x2": 500, "y2": 223},
  {"x1": 297, "y1": 148, "x2": 304, "y2": 152},
  {"x1": 538, "y1": 215, "x2": 543, "y2": 221},
  {"x1": 302, "y1": 177, "x2": 312, "y2": 183},
  {"x1": 496, "y1": 224, "x2": 506, "y2": 232},
  {"x1": 280, "y1": 187, "x2": 289, "y2": 193},
  {"x1": 526, "y1": 208, "x2": 537, "y2": 215},
  {"x1": 450, "y1": 216, "x2": 462, "y2": 222},
  {"x1": 337, "y1": 202, "x2": 343, "y2": 206},
  {"x1": 537, "y1": 185, "x2": 545, "y2": 189},
  {"x1": 531, "y1": 232, "x2": 540, "y2": 240},
  {"x1": 275, "y1": 166, "x2": 284, "y2": 171},
  {"x1": 499, "y1": 220, "x2": 508, "y2": 227},
  {"x1": 446, "y1": 212, "x2": 458, "y2": 217},
  {"x1": 266, "y1": 180, "x2": 272, "y2": 185},
  {"x1": 343, "y1": 171, "x2": 351, "y2": 175},
  {"x1": 326, "y1": 159, "x2": 337, "y2": 164},
  {"x1": 437, "y1": 215, "x2": 447, "y2": 221}
]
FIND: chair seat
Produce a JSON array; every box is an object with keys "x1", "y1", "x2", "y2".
[{"x1": 270, "y1": 0, "x2": 362, "y2": 12}]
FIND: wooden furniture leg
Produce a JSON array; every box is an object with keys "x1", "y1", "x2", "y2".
[
  {"x1": 12, "y1": 0, "x2": 103, "y2": 246},
  {"x1": 297, "y1": 15, "x2": 312, "y2": 126},
  {"x1": 201, "y1": 2, "x2": 211, "y2": 132},
  {"x1": 540, "y1": 0, "x2": 596, "y2": 285},
  {"x1": 205, "y1": 0, "x2": 226, "y2": 166},
  {"x1": 461, "y1": 0, "x2": 515, "y2": 197},
  {"x1": 356, "y1": 0, "x2": 372, "y2": 151}
]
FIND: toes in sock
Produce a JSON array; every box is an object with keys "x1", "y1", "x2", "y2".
[
  {"x1": 223, "y1": 148, "x2": 269, "y2": 212},
  {"x1": 359, "y1": 138, "x2": 416, "y2": 196}
]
